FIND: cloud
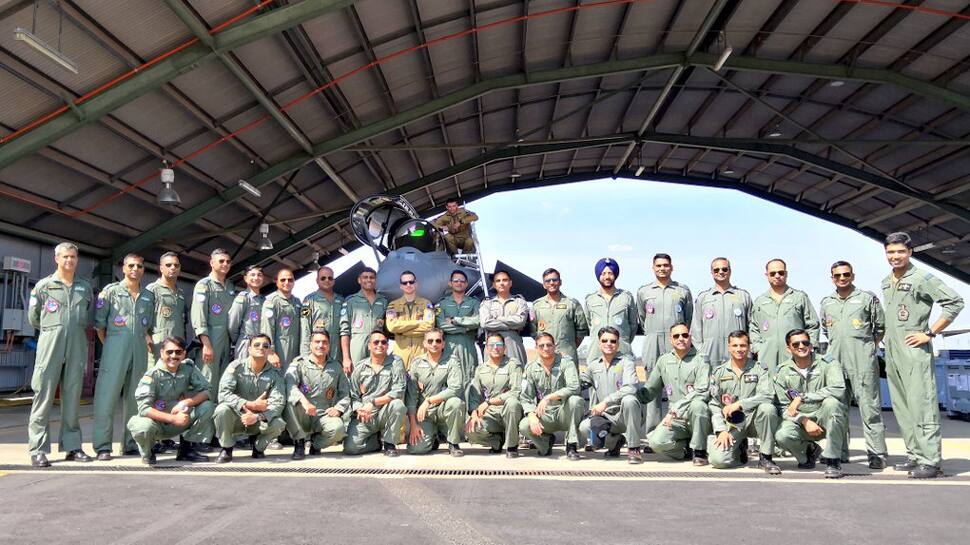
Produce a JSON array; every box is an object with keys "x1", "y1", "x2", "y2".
[{"x1": 607, "y1": 244, "x2": 633, "y2": 252}]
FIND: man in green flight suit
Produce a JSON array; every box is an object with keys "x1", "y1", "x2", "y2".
[
  {"x1": 406, "y1": 329, "x2": 466, "y2": 456},
  {"x1": 518, "y1": 333, "x2": 583, "y2": 460},
  {"x1": 145, "y1": 252, "x2": 188, "y2": 364},
  {"x1": 530, "y1": 268, "x2": 588, "y2": 366},
  {"x1": 340, "y1": 267, "x2": 388, "y2": 375},
  {"x1": 228, "y1": 265, "x2": 264, "y2": 361},
  {"x1": 691, "y1": 257, "x2": 752, "y2": 367},
  {"x1": 93, "y1": 253, "x2": 155, "y2": 460},
  {"x1": 465, "y1": 332, "x2": 524, "y2": 458},
  {"x1": 882, "y1": 232, "x2": 964, "y2": 479},
  {"x1": 584, "y1": 258, "x2": 637, "y2": 363},
  {"x1": 284, "y1": 330, "x2": 349, "y2": 459},
  {"x1": 27, "y1": 242, "x2": 95, "y2": 467},
  {"x1": 749, "y1": 259, "x2": 819, "y2": 373},
  {"x1": 191, "y1": 248, "x2": 235, "y2": 395},
  {"x1": 344, "y1": 331, "x2": 407, "y2": 456},
  {"x1": 435, "y1": 270, "x2": 480, "y2": 381},
  {"x1": 261, "y1": 268, "x2": 302, "y2": 369},
  {"x1": 127, "y1": 336, "x2": 212, "y2": 465},
  {"x1": 300, "y1": 266, "x2": 344, "y2": 362},
  {"x1": 820, "y1": 260, "x2": 888, "y2": 469}
]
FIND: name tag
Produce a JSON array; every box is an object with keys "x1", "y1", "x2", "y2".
[{"x1": 743, "y1": 374, "x2": 759, "y2": 383}]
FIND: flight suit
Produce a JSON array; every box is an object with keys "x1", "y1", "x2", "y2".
[
  {"x1": 691, "y1": 286, "x2": 752, "y2": 367},
  {"x1": 436, "y1": 294, "x2": 481, "y2": 380},
  {"x1": 466, "y1": 357, "x2": 524, "y2": 450},
  {"x1": 260, "y1": 291, "x2": 302, "y2": 370},
  {"x1": 479, "y1": 295, "x2": 529, "y2": 367},
  {"x1": 214, "y1": 359, "x2": 286, "y2": 451},
  {"x1": 283, "y1": 355, "x2": 350, "y2": 450},
  {"x1": 518, "y1": 354, "x2": 582, "y2": 455},
  {"x1": 636, "y1": 280, "x2": 693, "y2": 432},
  {"x1": 882, "y1": 265, "x2": 964, "y2": 467},
  {"x1": 820, "y1": 288, "x2": 887, "y2": 459},
  {"x1": 749, "y1": 287, "x2": 820, "y2": 373},
  {"x1": 530, "y1": 294, "x2": 588, "y2": 366},
  {"x1": 93, "y1": 282, "x2": 155, "y2": 454},
  {"x1": 583, "y1": 289, "x2": 638, "y2": 362},
  {"x1": 127, "y1": 359, "x2": 214, "y2": 456},
  {"x1": 578, "y1": 354, "x2": 642, "y2": 450},
  {"x1": 344, "y1": 355, "x2": 407, "y2": 454},
  {"x1": 386, "y1": 296, "x2": 435, "y2": 369},
  {"x1": 228, "y1": 290, "x2": 263, "y2": 362},
  {"x1": 191, "y1": 276, "x2": 235, "y2": 394},
  {"x1": 405, "y1": 353, "x2": 465, "y2": 454},
  {"x1": 773, "y1": 355, "x2": 847, "y2": 465},
  {"x1": 432, "y1": 208, "x2": 479, "y2": 254},
  {"x1": 642, "y1": 347, "x2": 712, "y2": 459},
  {"x1": 339, "y1": 291, "x2": 389, "y2": 364},
  {"x1": 300, "y1": 290, "x2": 344, "y2": 362},
  {"x1": 144, "y1": 280, "x2": 188, "y2": 363},
  {"x1": 706, "y1": 358, "x2": 778, "y2": 468},
  {"x1": 27, "y1": 274, "x2": 94, "y2": 456}
]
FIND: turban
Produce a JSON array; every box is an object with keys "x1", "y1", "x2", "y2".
[{"x1": 594, "y1": 258, "x2": 619, "y2": 279}]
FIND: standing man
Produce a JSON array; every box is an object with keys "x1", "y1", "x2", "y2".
[
  {"x1": 530, "y1": 268, "x2": 588, "y2": 366},
  {"x1": 432, "y1": 198, "x2": 479, "y2": 255},
  {"x1": 191, "y1": 248, "x2": 235, "y2": 394},
  {"x1": 691, "y1": 257, "x2": 752, "y2": 367},
  {"x1": 406, "y1": 329, "x2": 466, "y2": 456},
  {"x1": 386, "y1": 270, "x2": 435, "y2": 369},
  {"x1": 300, "y1": 266, "x2": 344, "y2": 362},
  {"x1": 145, "y1": 252, "x2": 188, "y2": 363},
  {"x1": 882, "y1": 232, "x2": 964, "y2": 479},
  {"x1": 436, "y1": 270, "x2": 480, "y2": 380},
  {"x1": 749, "y1": 259, "x2": 820, "y2": 374},
  {"x1": 93, "y1": 253, "x2": 155, "y2": 460},
  {"x1": 228, "y1": 265, "x2": 264, "y2": 361},
  {"x1": 820, "y1": 260, "x2": 888, "y2": 469},
  {"x1": 518, "y1": 333, "x2": 583, "y2": 460},
  {"x1": 340, "y1": 267, "x2": 388, "y2": 374},
  {"x1": 584, "y1": 258, "x2": 638, "y2": 363},
  {"x1": 27, "y1": 242, "x2": 95, "y2": 467},
  {"x1": 284, "y1": 330, "x2": 350, "y2": 459},
  {"x1": 260, "y1": 268, "x2": 302, "y2": 370},
  {"x1": 344, "y1": 331, "x2": 407, "y2": 456},
  {"x1": 637, "y1": 253, "x2": 693, "y2": 434},
  {"x1": 479, "y1": 270, "x2": 529, "y2": 366}
]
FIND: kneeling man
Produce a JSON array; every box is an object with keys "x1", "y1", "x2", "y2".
[
  {"x1": 518, "y1": 333, "x2": 583, "y2": 460},
  {"x1": 284, "y1": 330, "x2": 350, "y2": 459}
]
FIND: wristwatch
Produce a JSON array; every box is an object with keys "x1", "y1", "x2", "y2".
[{"x1": 924, "y1": 329, "x2": 937, "y2": 338}]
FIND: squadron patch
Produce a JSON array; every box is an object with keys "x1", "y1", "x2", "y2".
[
  {"x1": 96, "y1": 297, "x2": 105, "y2": 309},
  {"x1": 280, "y1": 316, "x2": 292, "y2": 328},
  {"x1": 301, "y1": 306, "x2": 311, "y2": 318},
  {"x1": 211, "y1": 303, "x2": 223, "y2": 315},
  {"x1": 161, "y1": 306, "x2": 173, "y2": 318},
  {"x1": 538, "y1": 320, "x2": 546, "y2": 331},
  {"x1": 387, "y1": 309, "x2": 397, "y2": 319},
  {"x1": 761, "y1": 320, "x2": 770, "y2": 331},
  {"x1": 704, "y1": 307, "x2": 715, "y2": 320},
  {"x1": 851, "y1": 318, "x2": 862, "y2": 329},
  {"x1": 733, "y1": 307, "x2": 743, "y2": 317},
  {"x1": 897, "y1": 304, "x2": 910, "y2": 321},
  {"x1": 645, "y1": 302, "x2": 655, "y2": 315},
  {"x1": 45, "y1": 298, "x2": 59, "y2": 313},
  {"x1": 824, "y1": 316, "x2": 833, "y2": 328},
  {"x1": 249, "y1": 310, "x2": 259, "y2": 322},
  {"x1": 195, "y1": 293, "x2": 206, "y2": 303},
  {"x1": 113, "y1": 315, "x2": 126, "y2": 326}
]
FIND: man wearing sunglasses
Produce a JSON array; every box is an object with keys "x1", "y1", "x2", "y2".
[
  {"x1": 229, "y1": 265, "x2": 265, "y2": 361},
  {"x1": 584, "y1": 258, "x2": 637, "y2": 364},
  {"x1": 260, "y1": 268, "x2": 302, "y2": 371},
  {"x1": 387, "y1": 271, "x2": 435, "y2": 369},
  {"x1": 127, "y1": 337, "x2": 213, "y2": 465},
  {"x1": 300, "y1": 266, "x2": 344, "y2": 362},
  {"x1": 750, "y1": 259, "x2": 819, "y2": 374},
  {"x1": 466, "y1": 332, "x2": 524, "y2": 458},
  {"x1": 519, "y1": 333, "x2": 583, "y2": 460},
  {"x1": 436, "y1": 270, "x2": 481, "y2": 381},
  {"x1": 691, "y1": 257, "x2": 752, "y2": 368},
  {"x1": 145, "y1": 252, "x2": 189, "y2": 365},
  {"x1": 578, "y1": 327, "x2": 644, "y2": 464},
  {"x1": 214, "y1": 333, "x2": 286, "y2": 462},
  {"x1": 642, "y1": 324, "x2": 712, "y2": 465},
  {"x1": 406, "y1": 329, "x2": 466, "y2": 456},
  {"x1": 93, "y1": 253, "x2": 156, "y2": 460},
  {"x1": 191, "y1": 248, "x2": 235, "y2": 396},
  {"x1": 530, "y1": 268, "x2": 588, "y2": 367},
  {"x1": 773, "y1": 329, "x2": 847, "y2": 478},
  {"x1": 345, "y1": 331, "x2": 407, "y2": 456},
  {"x1": 820, "y1": 261, "x2": 888, "y2": 470},
  {"x1": 480, "y1": 270, "x2": 530, "y2": 367},
  {"x1": 284, "y1": 330, "x2": 350, "y2": 459},
  {"x1": 340, "y1": 268, "x2": 389, "y2": 375}
]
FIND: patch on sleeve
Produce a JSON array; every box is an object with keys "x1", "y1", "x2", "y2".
[{"x1": 301, "y1": 306, "x2": 311, "y2": 318}]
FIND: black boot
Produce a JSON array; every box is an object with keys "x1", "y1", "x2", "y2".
[
  {"x1": 383, "y1": 442, "x2": 399, "y2": 457},
  {"x1": 604, "y1": 436, "x2": 626, "y2": 458},
  {"x1": 758, "y1": 453, "x2": 782, "y2": 475},
  {"x1": 292, "y1": 439, "x2": 306, "y2": 461},
  {"x1": 216, "y1": 447, "x2": 233, "y2": 463},
  {"x1": 176, "y1": 441, "x2": 210, "y2": 462},
  {"x1": 692, "y1": 449, "x2": 709, "y2": 466},
  {"x1": 251, "y1": 435, "x2": 266, "y2": 459},
  {"x1": 798, "y1": 443, "x2": 822, "y2": 469},
  {"x1": 566, "y1": 443, "x2": 581, "y2": 461},
  {"x1": 867, "y1": 451, "x2": 887, "y2": 470},
  {"x1": 824, "y1": 458, "x2": 844, "y2": 479},
  {"x1": 449, "y1": 443, "x2": 464, "y2": 457},
  {"x1": 910, "y1": 464, "x2": 943, "y2": 479}
]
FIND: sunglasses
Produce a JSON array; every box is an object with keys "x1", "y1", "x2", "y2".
[
  {"x1": 162, "y1": 263, "x2": 180, "y2": 268},
  {"x1": 125, "y1": 263, "x2": 144, "y2": 269},
  {"x1": 451, "y1": 278, "x2": 467, "y2": 283},
  {"x1": 163, "y1": 349, "x2": 184, "y2": 355},
  {"x1": 425, "y1": 338, "x2": 444, "y2": 344},
  {"x1": 832, "y1": 272, "x2": 852, "y2": 279},
  {"x1": 712, "y1": 267, "x2": 730, "y2": 273},
  {"x1": 599, "y1": 338, "x2": 618, "y2": 344},
  {"x1": 672, "y1": 333, "x2": 690, "y2": 339},
  {"x1": 487, "y1": 342, "x2": 505, "y2": 348},
  {"x1": 372, "y1": 339, "x2": 389, "y2": 345},
  {"x1": 789, "y1": 340, "x2": 812, "y2": 348},
  {"x1": 279, "y1": 278, "x2": 294, "y2": 283},
  {"x1": 318, "y1": 276, "x2": 334, "y2": 281},
  {"x1": 536, "y1": 343, "x2": 555, "y2": 349},
  {"x1": 400, "y1": 280, "x2": 416, "y2": 285},
  {"x1": 251, "y1": 342, "x2": 271, "y2": 348},
  {"x1": 543, "y1": 277, "x2": 561, "y2": 283},
  {"x1": 768, "y1": 271, "x2": 787, "y2": 277}
]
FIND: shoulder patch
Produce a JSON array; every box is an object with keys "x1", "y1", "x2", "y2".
[{"x1": 301, "y1": 306, "x2": 311, "y2": 317}]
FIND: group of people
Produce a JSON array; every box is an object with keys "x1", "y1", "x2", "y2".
[{"x1": 25, "y1": 230, "x2": 963, "y2": 479}]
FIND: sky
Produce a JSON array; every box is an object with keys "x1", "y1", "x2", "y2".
[{"x1": 295, "y1": 177, "x2": 970, "y2": 350}]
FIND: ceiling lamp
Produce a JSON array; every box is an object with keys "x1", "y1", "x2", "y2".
[
  {"x1": 829, "y1": 80, "x2": 845, "y2": 87},
  {"x1": 158, "y1": 162, "x2": 181, "y2": 205},
  {"x1": 14, "y1": 3, "x2": 78, "y2": 74},
  {"x1": 713, "y1": 31, "x2": 733, "y2": 72},
  {"x1": 258, "y1": 223, "x2": 273, "y2": 250},
  {"x1": 238, "y1": 179, "x2": 261, "y2": 197},
  {"x1": 767, "y1": 126, "x2": 783, "y2": 138}
]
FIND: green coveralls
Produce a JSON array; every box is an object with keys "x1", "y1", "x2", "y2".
[
  {"x1": 214, "y1": 358, "x2": 286, "y2": 451},
  {"x1": 27, "y1": 274, "x2": 94, "y2": 456},
  {"x1": 300, "y1": 290, "x2": 344, "y2": 362},
  {"x1": 144, "y1": 280, "x2": 187, "y2": 363},
  {"x1": 773, "y1": 355, "x2": 847, "y2": 464},
  {"x1": 518, "y1": 354, "x2": 582, "y2": 455},
  {"x1": 127, "y1": 359, "x2": 214, "y2": 456},
  {"x1": 636, "y1": 281, "x2": 693, "y2": 432},
  {"x1": 260, "y1": 291, "x2": 302, "y2": 370},
  {"x1": 93, "y1": 282, "x2": 155, "y2": 454},
  {"x1": 228, "y1": 289, "x2": 263, "y2": 362},
  {"x1": 344, "y1": 355, "x2": 407, "y2": 454},
  {"x1": 578, "y1": 355, "x2": 643, "y2": 449},
  {"x1": 642, "y1": 348, "x2": 712, "y2": 459},
  {"x1": 191, "y1": 276, "x2": 234, "y2": 394},
  {"x1": 691, "y1": 286, "x2": 752, "y2": 367},
  {"x1": 820, "y1": 287, "x2": 887, "y2": 458},
  {"x1": 339, "y1": 291, "x2": 389, "y2": 363},
  {"x1": 750, "y1": 288, "x2": 820, "y2": 373},
  {"x1": 479, "y1": 295, "x2": 530, "y2": 367},
  {"x1": 584, "y1": 289, "x2": 638, "y2": 363},
  {"x1": 435, "y1": 294, "x2": 481, "y2": 381},
  {"x1": 405, "y1": 353, "x2": 465, "y2": 454},
  {"x1": 530, "y1": 294, "x2": 588, "y2": 366},
  {"x1": 706, "y1": 358, "x2": 778, "y2": 468},
  {"x1": 283, "y1": 355, "x2": 350, "y2": 450},
  {"x1": 466, "y1": 356, "x2": 524, "y2": 450},
  {"x1": 882, "y1": 265, "x2": 964, "y2": 467}
]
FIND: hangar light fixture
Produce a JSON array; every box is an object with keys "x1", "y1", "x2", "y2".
[
  {"x1": 913, "y1": 242, "x2": 935, "y2": 253},
  {"x1": 238, "y1": 179, "x2": 262, "y2": 198},
  {"x1": 258, "y1": 223, "x2": 273, "y2": 250},
  {"x1": 158, "y1": 162, "x2": 181, "y2": 205},
  {"x1": 767, "y1": 125, "x2": 783, "y2": 138},
  {"x1": 713, "y1": 31, "x2": 733, "y2": 72},
  {"x1": 14, "y1": 27, "x2": 78, "y2": 74}
]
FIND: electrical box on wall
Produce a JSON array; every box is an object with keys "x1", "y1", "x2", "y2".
[
  {"x1": 2, "y1": 308, "x2": 33, "y2": 336},
  {"x1": 2, "y1": 256, "x2": 31, "y2": 273}
]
